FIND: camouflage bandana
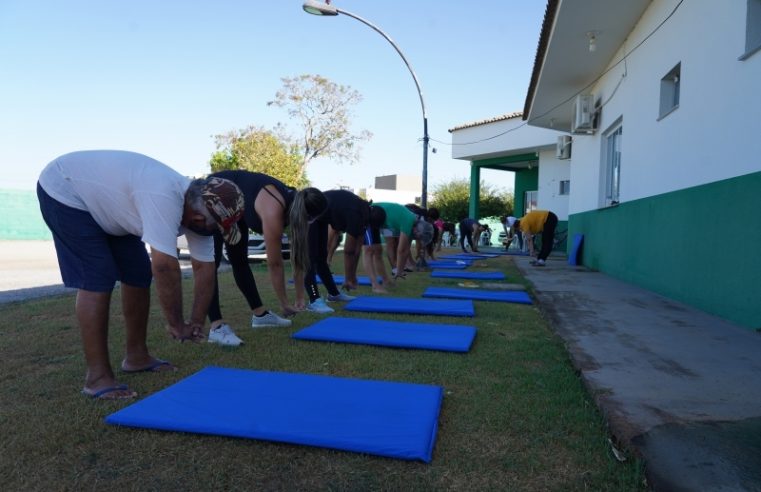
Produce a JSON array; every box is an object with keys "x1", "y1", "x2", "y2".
[{"x1": 201, "y1": 177, "x2": 244, "y2": 245}]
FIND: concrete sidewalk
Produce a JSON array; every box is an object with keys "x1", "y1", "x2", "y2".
[
  {"x1": 0, "y1": 240, "x2": 216, "y2": 305},
  {"x1": 512, "y1": 253, "x2": 761, "y2": 491}
]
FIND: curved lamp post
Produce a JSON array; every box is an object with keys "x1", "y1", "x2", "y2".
[{"x1": 302, "y1": 0, "x2": 430, "y2": 208}]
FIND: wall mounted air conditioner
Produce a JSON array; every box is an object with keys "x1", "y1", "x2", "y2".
[
  {"x1": 556, "y1": 135, "x2": 572, "y2": 159},
  {"x1": 571, "y1": 94, "x2": 596, "y2": 134}
]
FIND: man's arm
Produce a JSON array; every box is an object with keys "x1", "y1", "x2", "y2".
[
  {"x1": 188, "y1": 258, "x2": 216, "y2": 334},
  {"x1": 396, "y1": 233, "x2": 411, "y2": 276},
  {"x1": 151, "y1": 248, "x2": 194, "y2": 339}
]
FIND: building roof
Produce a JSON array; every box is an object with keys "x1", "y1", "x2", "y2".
[
  {"x1": 522, "y1": 0, "x2": 558, "y2": 121},
  {"x1": 448, "y1": 111, "x2": 523, "y2": 133}
]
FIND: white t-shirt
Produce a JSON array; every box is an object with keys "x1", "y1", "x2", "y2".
[{"x1": 38, "y1": 150, "x2": 214, "y2": 262}]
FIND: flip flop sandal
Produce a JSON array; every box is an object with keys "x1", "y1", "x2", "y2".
[{"x1": 121, "y1": 359, "x2": 176, "y2": 374}]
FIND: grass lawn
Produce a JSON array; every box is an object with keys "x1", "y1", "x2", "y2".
[{"x1": 0, "y1": 252, "x2": 645, "y2": 490}]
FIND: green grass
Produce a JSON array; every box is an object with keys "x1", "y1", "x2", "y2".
[{"x1": 0, "y1": 252, "x2": 645, "y2": 491}]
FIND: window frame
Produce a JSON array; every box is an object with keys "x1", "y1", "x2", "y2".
[
  {"x1": 602, "y1": 121, "x2": 623, "y2": 207},
  {"x1": 740, "y1": 0, "x2": 761, "y2": 60},
  {"x1": 658, "y1": 63, "x2": 681, "y2": 120}
]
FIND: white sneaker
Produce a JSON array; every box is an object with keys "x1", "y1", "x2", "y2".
[
  {"x1": 327, "y1": 292, "x2": 356, "y2": 302},
  {"x1": 207, "y1": 323, "x2": 244, "y2": 346},
  {"x1": 307, "y1": 298, "x2": 334, "y2": 314},
  {"x1": 251, "y1": 311, "x2": 292, "y2": 328}
]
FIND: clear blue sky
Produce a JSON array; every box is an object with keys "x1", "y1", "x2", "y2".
[{"x1": 0, "y1": 0, "x2": 546, "y2": 193}]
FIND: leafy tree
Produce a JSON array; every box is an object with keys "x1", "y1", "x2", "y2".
[
  {"x1": 210, "y1": 125, "x2": 307, "y2": 188},
  {"x1": 430, "y1": 178, "x2": 513, "y2": 222},
  {"x1": 267, "y1": 74, "x2": 372, "y2": 182}
]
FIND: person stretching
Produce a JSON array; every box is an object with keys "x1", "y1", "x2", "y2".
[{"x1": 205, "y1": 170, "x2": 328, "y2": 346}]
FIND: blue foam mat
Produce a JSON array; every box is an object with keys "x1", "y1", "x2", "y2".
[
  {"x1": 424, "y1": 261, "x2": 468, "y2": 269},
  {"x1": 293, "y1": 316, "x2": 476, "y2": 352},
  {"x1": 430, "y1": 270, "x2": 506, "y2": 280},
  {"x1": 106, "y1": 366, "x2": 443, "y2": 462},
  {"x1": 344, "y1": 296, "x2": 475, "y2": 317},
  {"x1": 568, "y1": 233, "x2": 584, "y2": 266},
  {"x1": 439, "y1": 254, "x2": 495, "y2": 260},
  {"x1": 423, "y1": 287, "x2": 532, "y2": 304},
  {"x1": 290, "y1": 275, "x2": 382, "y2": 286}
]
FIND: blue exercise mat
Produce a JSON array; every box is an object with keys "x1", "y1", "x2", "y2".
[
  {"x1": 423, "y1": 287, "x2": 532, "y2": 304},
  {"x1": 344, "y1": 296, "x2": 475, "y2": 317},
  {"x1": 430, "y1": 270, "x2": 506, "y2": 280},
  {"x1": 439, "y1": 254, "x2": 495, "y2": 260},
  {"x1": 424, "y1": 261, "x2": 468, "y2": 269},
  {"x1": 106, "y1": 366, "x2": 443, "y2": 462},
  {"x1": 322, "y1": 274, "x2": 382, "y2": 286},
  {"x1": 293, "y1": 317, "x2": 476, "y2": 352},
  {"x1": 568, "y1": 233, "x2": 584, "y2": 266},
  {"x1": 291, "y1": 275, "x2": 382, "y2": 286}
]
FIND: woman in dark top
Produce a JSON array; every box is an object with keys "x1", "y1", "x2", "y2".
[
  {"x1": 205, "y1": 170, "x2": 327, "y2": 346},
  {"x1": 458, "y1": 218, "x2": 485, "y2": 253},
  {"x1": 307, "y1": 190, "x2": 387, "y2": 303}
]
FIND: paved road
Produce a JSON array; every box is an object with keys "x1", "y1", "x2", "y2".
[{"x1": 0, "y1": 240, "x2": 204, "y2": 304}]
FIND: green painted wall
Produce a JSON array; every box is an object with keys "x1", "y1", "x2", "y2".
[
  {"x1": 514, "y1": 168, "x2": 538, "y2": 217},
  {"x1": 569, "y1": 171, "x2": 761, "y2": 329},
  {"x1": 468, "y1": 164, "x2": 480, "y2": 219},
  {"x1": 0, "y1": 189, "x2": 51, "y2": 240}
]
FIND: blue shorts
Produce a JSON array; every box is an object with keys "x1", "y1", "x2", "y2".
[
  {"x1": 363, "y1": 226, "x2": 382, "y2": 246},
  {"x1": 37, "y1": 183, "x2": 152, "y2": 292}
]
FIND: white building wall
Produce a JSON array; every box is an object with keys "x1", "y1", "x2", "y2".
[
  {"x1": 537, "y1": 148, "x2": 570, "y2": 221},
  {"x1": 451, "y1": 117, "x2": 559, "y2": 160},
  {"x1": 569, "y1": 0, "x2": 761, "y2": 215},
  {"x1": 365, "y1": 188, "x2": 418, "y2": 205}
]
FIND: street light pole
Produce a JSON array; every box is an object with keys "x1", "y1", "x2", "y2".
[{"x1": 302, "y1": 0, "x2": 429, "y2": 208}]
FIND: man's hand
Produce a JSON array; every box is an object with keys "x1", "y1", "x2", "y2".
[
  {"x1": 167, "y1": 321, "x2": 204, "y2": 342},
  {"x1": 282, "y1": 304, "x2": 302, "y2": 318}
]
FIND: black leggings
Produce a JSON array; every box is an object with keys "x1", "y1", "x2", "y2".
[
  {"x1": 459, "y1": 222, "x2": 475, "y2": 251},
  {"x1": 207, "y1": 221, "x2": 263, "y2": 323},
  {"x1": 537, "y1": 212, "x2": 559, "y2": 261},
  {"x1": 304, "y1": 220, "x2": 340, "y2": 302}
]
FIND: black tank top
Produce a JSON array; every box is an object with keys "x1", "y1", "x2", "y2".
[
  {"x1": 209, "y1": 170, "x2": 294, "y2": 233},
  {"x1": 323, "y1": 189, "x2": 370, "y2": 233}
]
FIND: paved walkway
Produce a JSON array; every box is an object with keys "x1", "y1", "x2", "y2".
[
  {"x1": 512, "y1": 252, "x2": 761, "y2": 491},
  {"x1": 0, "y1": 240, "x2": 204, "y2": 304}
]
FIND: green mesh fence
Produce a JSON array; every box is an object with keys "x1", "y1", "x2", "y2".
[{"x1": 0, "y1": 189, "x2": 52, "y2": 240}]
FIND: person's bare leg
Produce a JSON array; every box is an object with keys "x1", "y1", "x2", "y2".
[
  {"x1": 374, "y1": 245, "x2": 393, "y2": 288},
  {"x1": 343, "y1": 235, "x2": 360, "y2": 290},
  {"x1": 77, "y1": 289, "x2": 135, "y2": 398},
  {"x1": 362, "y1": 244, "x2": 387, "y2": 293},
  {"x1": 120, "y1": 283, "x2": 175, "y2": 372},
  {"x1": 385, "y1": 237, "x2": 398, "y2": 272}
]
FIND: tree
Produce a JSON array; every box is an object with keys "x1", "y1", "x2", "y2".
[
  {"x1": 430, "y1": 178, "x2": 513, "y2": 222},
  {"x1": 267, "y1": 74, "x2": 372, "y2": 183},
  {"x1": 210, "y1": 125, "x2": 307, "y2": 188}
]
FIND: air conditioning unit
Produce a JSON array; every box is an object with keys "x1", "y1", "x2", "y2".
[
  {"x1": 572, "y1": 94, "x2": 596, "y2": 134},
  {"x1": 556, "y1": 135, "x2": 572, "y2": 159}
]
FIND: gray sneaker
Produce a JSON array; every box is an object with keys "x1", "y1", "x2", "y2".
[
  {"x1": 251, "y1": 311, "x2": 292, "y2": 328},
  {"x1": 207, "y1": 323, "x2": 244, "y2": 347},
  {"x1": 327, "y1": 292, "x2": 356, "y2": 302},
  {"x1": 307, "y1": 297, "x2": 334, "y2": 313}
]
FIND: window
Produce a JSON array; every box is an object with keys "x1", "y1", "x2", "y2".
[
  {"x1": 559, "y1": 180, "x2": 570, "y2": 195},
  {"x1": 604, "y1": 124, "x2": 622, "y2": 206},
  {"x1": 659, "y1": 63, "x2": 680, "y2": 118},
  {"x1": 741, "y1": 0, "x2": 761, "y2": 60},
  {"x1": 524, "y1": 190, "x2": 538, "y2": 213}
]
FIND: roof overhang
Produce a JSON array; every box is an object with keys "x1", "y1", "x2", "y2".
[{"x1": 523, "y1": 0, "x2": 651, "y2": 131}]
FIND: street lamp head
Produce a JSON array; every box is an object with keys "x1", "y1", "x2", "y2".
[{"x1": 302, "y1": 0, "x2": 338, "y2": 16}]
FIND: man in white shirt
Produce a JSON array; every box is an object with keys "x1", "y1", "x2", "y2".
[{"x1": 37, "y1": 150, "x2": 244, "y2": 400}]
